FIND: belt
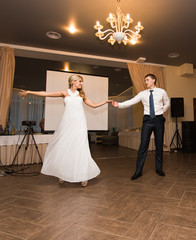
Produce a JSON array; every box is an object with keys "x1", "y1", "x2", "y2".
[{"x1": 144, "y1": 114, "x2": 163, "y2": 117}]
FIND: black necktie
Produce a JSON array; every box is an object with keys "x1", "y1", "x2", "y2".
[{"x1": 149, "y1": 90, "x2": 155, "y2": 118}]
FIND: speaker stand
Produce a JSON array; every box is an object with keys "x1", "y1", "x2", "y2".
[{"x1": 170, "y1": 117, "x2": 183, "y2": 152}]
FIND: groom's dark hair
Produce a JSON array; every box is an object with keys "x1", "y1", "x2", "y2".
[{"x1": 145, "y1": 73, "x2": 157, "y2": 85}]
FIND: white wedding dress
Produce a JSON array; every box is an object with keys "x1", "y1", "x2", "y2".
[{"x1": 41, "y1": 89, "x2": 100, "y2": 182}]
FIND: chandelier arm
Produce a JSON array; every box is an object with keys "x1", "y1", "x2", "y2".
[
  {"x1": 117, "y1": 18, "x2": 121, "y2": 32},
  {"x1": 120, "y1": 15, "x2": 125, "y2": 32},
  {"x1": 110, "y1": 21, "x2": 116, "y2": 30},
  {"x1": 109, "y1": 20, "x2": 118, "y2": 32},
  {"x1": 99, "y1": 29, "x2": 114, "y2": 35},
  {"x1": 98, "y1": 32, "x2": 114, "y2": 40},
  {"x1": 124, "y1": 29, "x2": 139, "y2": 35},
  {"x1": 125, "y1": 32, "x2": 137, "y2": 39},
  {"x1": 121, "y1": 23, "x2": 130, "y2": 32},
  {"x1": 114, "y1": 25, "x2": 118, "y2": 32}
]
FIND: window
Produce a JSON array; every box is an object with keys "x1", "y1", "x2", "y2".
[{"x1": 7, "y1": 89, "x2": 45, "y2": 133}]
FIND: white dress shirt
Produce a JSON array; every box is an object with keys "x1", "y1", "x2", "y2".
[{"x1": 118, "y1": 87, "x2": 170, "y2": 115}]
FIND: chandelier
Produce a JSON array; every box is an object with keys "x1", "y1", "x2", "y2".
[{"x1": 94, "y1": 0, "x2": 144, "y2": 45}]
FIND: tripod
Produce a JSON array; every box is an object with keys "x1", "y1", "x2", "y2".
[
  {"x1": 170, "y1": 117, "x2": 182, "y2": 151},
  {"x1": 11, "y1": 125, "x2": 42, "y2": 170}
]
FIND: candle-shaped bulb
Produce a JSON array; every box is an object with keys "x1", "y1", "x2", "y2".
[{"x1": 96, "y1": 21, "x2": 100, "y2": 26}]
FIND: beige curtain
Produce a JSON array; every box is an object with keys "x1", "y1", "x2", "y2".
[
  {"x1": 127, "y1": 62, "x2": 170, "y2": 151},
  {"x1": 0, "y1": 47, "x2": 15, "y2": 130},
  {"x1": 127, "y1": 62, "x2": 164, "y2": 93}
]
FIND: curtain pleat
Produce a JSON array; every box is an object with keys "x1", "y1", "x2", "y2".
[
  {"x1": 127, "y1": 62, "x2": 164, "y2": 93},
  {"x1": 0, "y1": 47, "x2": 15, "y2": 130}
]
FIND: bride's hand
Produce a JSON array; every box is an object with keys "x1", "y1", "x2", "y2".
[
  {"x1": 18, "y1": 90, "x2": 28, "y2": 99},
  {"x1": 106, "y1": 100, "x2": 112, "y2": 103}
]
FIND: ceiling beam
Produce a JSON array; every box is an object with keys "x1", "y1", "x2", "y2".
[{"x1": 0, "y1": 43, "x2": 166, "y2": 68}]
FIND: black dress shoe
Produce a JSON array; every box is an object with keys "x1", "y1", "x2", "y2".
[
  {"x1": 156, "y1": 170, "x2": 165, "y2": 176},
  {"x1": 131, "y1": 172, "x2": 142, "y2": 180}
]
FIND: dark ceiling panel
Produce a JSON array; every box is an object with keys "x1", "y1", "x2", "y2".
[{"x1": 1, "y1": 0, "x2": 196, "y2": 67}]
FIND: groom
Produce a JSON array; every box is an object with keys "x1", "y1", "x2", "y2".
[{"x1": 112, "y1": 74, "x2": 170, "y2": 180}]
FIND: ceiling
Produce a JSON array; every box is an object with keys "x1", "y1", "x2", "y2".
[{"x1": 1, "y1": 0, "x2": 196, "y2": 68}]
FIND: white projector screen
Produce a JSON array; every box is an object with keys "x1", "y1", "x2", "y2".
[{"x1": 45, "y1": 70, "x2": 109, "y2": 131}]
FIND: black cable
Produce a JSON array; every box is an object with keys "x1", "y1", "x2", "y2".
[{"x1": 10, "y1": 163, "x2": 42, "y2": 176}]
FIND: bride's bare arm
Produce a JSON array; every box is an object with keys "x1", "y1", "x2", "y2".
[
  {"x1": 18, "y1": 90, "x2": 68, "y2": 99},
  {"x1": 84, "y1": 96, "x2": 112, "y2": 108}
]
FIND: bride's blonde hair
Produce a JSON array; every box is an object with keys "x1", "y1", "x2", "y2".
[{"x1": 68, "y1": 74, "x2": 85, "y2": 99}]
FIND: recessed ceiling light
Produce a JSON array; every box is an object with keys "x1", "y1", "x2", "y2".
[
  {"x1": 65, "y1": 22, "x2": 79, "y2": 34},
  {"x1": 46, "y1": 31, "x2": 61, "y2": 40},
  {"x1": 67, "y1": 24, "x2": 77, "y2": 34},
  {"x1": 168, "y1": 53, "x2": 180, "y2": 58}
]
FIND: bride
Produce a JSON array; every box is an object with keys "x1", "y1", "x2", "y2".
[{"x1": 19, "y1": 74, "x2": 111, "y2": 187}]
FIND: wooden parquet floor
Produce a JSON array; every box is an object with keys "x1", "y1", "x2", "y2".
[{"x1": 0, "y1": 144, "x2": 196, "y2": 240}]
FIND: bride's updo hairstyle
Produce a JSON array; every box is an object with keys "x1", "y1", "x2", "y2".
[{"x1": 68, "y1": 74, "x2": 86, "y2": 99}]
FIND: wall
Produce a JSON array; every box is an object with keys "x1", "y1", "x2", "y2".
[
  {"x1": 163, "y1": 65, "x2": 196, "y2": 121},
  {"x1": 162, "y1": 65, "x2": 196, "y2": 146}
]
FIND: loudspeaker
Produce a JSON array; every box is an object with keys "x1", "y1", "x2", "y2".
[
  {"x1": 182, "y1": 121, "x2": 196, "y2": 152},
  {"x1": 171, "y1": 98, "x2": 184, "y2": 117}
]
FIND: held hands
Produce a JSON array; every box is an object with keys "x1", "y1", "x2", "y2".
[
  {"x1": 105, "y1": 100, "x2": 119, "y2": 107},
  {"x1": 112, "y1": 100, "x2": 119, "y2": 107},
  {"x1": 18, "y1": 90, "x2": 28, "y2": 99}
]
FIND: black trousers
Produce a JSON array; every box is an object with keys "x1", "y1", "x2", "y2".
[{"x1": 135, "y1": 115, "x2": 165, "y2": 174}]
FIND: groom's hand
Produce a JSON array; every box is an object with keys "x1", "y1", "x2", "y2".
[{"x1": 112, "y1": 100, "x2": 119, "y2": 108}]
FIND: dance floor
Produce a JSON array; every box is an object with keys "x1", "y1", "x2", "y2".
[{"x1": 0, "y1": 144, "x2": 196, "y2": 239}]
